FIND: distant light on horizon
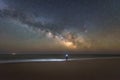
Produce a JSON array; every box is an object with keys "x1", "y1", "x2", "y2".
[{"x1": 11, "y1": 53, "x2": 16, "y2": 55}]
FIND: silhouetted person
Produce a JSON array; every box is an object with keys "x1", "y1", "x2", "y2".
[{"x1": 65, "y1": 54, "x2": 68, "y2": 61}]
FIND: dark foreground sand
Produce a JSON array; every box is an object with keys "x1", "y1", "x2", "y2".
[{"x1": 0, "y1": 58, "x2": 120, "y2": 80}]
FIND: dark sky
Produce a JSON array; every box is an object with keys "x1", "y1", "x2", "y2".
[{"x1": 0, "y1": 0, "x2": 120, "y2": 51}]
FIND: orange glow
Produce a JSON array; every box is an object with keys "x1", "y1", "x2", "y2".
[{"x1": 62, "y1": 41, "x2": 77, "y2": 49}]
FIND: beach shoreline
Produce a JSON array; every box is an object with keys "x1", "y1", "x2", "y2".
[{"x1": 0, "y1": 58, "x2": 120, "y2": 80}]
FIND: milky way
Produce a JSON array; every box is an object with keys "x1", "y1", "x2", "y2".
[{"x1": 0, "y1": 0, "x2": 120, "y2": 51}]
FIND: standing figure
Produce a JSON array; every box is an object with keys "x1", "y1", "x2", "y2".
[{"x1": 65, "y1": 54, "x2": 69, "y2": 61}]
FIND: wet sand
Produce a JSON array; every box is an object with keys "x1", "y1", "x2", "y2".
[{"x1": 0, "y1": 58, "x2": 120, "y2": 80}]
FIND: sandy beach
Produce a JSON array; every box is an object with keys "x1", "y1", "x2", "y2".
[{"x1": 0, "y1": 58, "x2": 120, "y2": 80}]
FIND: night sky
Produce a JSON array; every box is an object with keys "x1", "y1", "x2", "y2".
[{"x1": 0, "y1": 0, "x2": 120, "y2": 51}]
